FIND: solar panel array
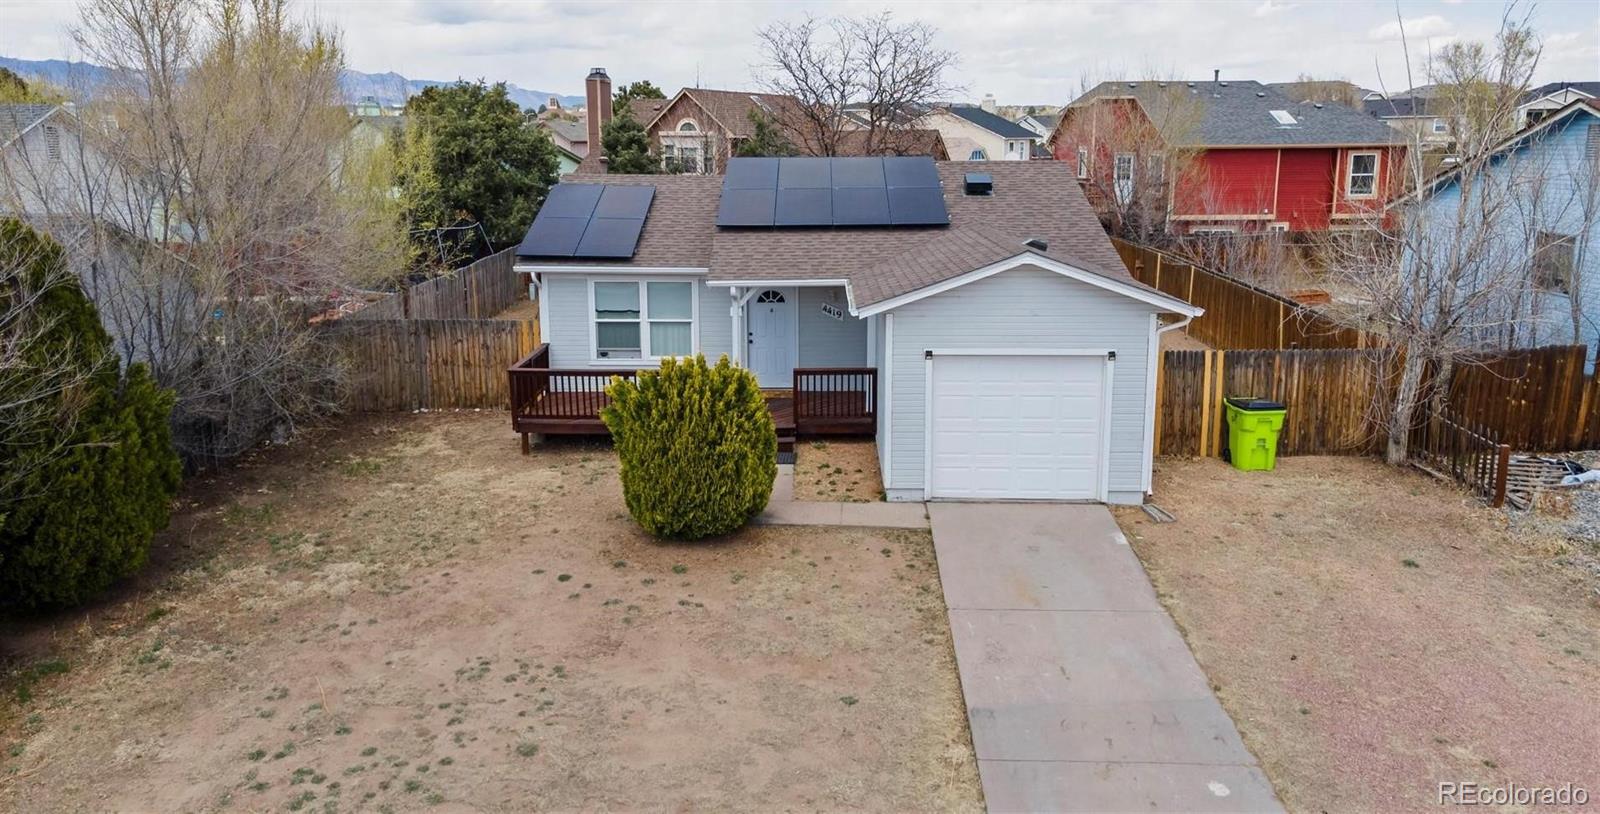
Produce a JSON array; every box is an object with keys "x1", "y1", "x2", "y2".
[
  {"x1": 517, "y1": 183, "x2": 656, "y2": 258},
  {"x1": 716, "y1": 157, "x2": 949, "y2": 228}
]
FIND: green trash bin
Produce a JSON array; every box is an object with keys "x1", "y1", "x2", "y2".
[{"x1": 1223, "y1": 397, "x2": 1287, "y2": 471}]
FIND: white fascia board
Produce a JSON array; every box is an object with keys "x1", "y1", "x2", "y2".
[
  {"x1": 852, "y1": 252, "x2": 1204, "y2": 318},
  {"x1": 515, "y1": 264, "x2": 708, "y2": 275}
]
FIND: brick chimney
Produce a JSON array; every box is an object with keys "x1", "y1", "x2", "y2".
[{"x1": 586, "y1": 68, "x2": 612, "y2": 158}]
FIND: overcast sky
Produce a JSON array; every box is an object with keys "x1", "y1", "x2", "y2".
[{"x1": 1, "y1": 0, "x2": 1596, "y2": 103}]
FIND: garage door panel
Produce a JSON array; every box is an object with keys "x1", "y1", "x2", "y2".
[{"x1": 929, "y1": 354, "x2": 1106, "y2": 501}]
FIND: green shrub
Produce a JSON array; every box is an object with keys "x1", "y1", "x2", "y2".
[
  {"x1": 0, "y1": 219, "x2": 182, "y2": 609},
  {"x1": 600, "y1": 355, "x2": 776, "y2": 539}
]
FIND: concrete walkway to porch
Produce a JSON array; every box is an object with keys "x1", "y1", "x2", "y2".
[{"x1": 752, "y1": 465, "x2": 928, "y2": 529}]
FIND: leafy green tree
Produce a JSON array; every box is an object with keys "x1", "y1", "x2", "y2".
[
  {"x1": 0, "y1": 219, "x2": 181, "y2": 609},
  {"x1": 613, "y1": 80, "x2": 666, "y2": 110},
  {"x1": 601, "y1": 110, "x2": 661, "y2": 174},
  {"x1": 736, "y1": 109, "x2": 797, "y2": 157},
  {"x1": 601, "y1": 355, "x2": 776, "y2": 540},
  {"x1": 399, "y1": 81, "x2": 559, "y2": 251},
  {"x1": 0, "y1": 67, "x2": 65, "y2": 104}
]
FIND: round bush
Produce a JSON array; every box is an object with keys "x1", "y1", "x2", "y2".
[
  {"x1": 600, "y1": 354, "x2": 776, "y2": 539},
  {"x1": 0, "y1": 219, "x2": 182, "y2": 609}
]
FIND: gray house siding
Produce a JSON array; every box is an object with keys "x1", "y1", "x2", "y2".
[
  {"x1": 539, "y1": 274, "x2": 731, "y2": 368},
  {"x1": 882, "y1": 265, "x2": 1157, "y2": 504},
  {"x1": 797, "y1": 286, "x2": 867, "y2": 366}
]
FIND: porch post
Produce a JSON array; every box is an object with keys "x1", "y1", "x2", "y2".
[{"x1": 729, "y1": 287, "x2": 744, "y2": 367}]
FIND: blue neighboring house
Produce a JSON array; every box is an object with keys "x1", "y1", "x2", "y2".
[{"x1": 1408, "y1": 100, "x2": 1600, "y2": 365}]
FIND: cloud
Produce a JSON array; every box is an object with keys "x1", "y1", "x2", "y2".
[
  {"x1": 1254, "y1": 0, "x2": 1297, "y2": 17},
  {"x1": 1369, "y1": 15, "x2": 1453, "y2": 42}
]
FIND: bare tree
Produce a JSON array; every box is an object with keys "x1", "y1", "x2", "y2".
[
  {"x1": 0, "y1": 0, "x2": 401, "y2": 463},
  {"x1": 756, "y1": 12, "x2": 960, "y2": 157},
  {"x1": 1278, "y1": 75, "x2": 1365, "y2": 108},
  {"x1": 1317, "y1": 11, "x2": 1566, "y2": 464},
  {"x1": 1051, "y1": 78, "x2": 1208, "y2": 244}
]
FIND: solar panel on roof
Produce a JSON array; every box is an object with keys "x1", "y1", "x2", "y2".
[
  {"x1": 716, "y1": 188, "x2": 777, "y2": 227},
  {"x1": 517, "y1": 182, "x2": 656, "y2": 258},
  {"x1": 831, "y1": 187, "x2": 890, "y2": 225},
  {"x1": 829, "y1": 157, "x2": 887, "y2": 188},
  {"x1": 539, "y1": 183, "x2": 604, "y2": 218},
  {"x1": 888, "y1": 187, "x2": 950, "y2": 225},
  {"x1": 778, "y1": 157, "x2": 832, "y2": 189},
  {"x1": 593, "y1": 185, "x2": 655, "y2": 218},
  {"x1": 724, "y1": 157, "x2": 780, "y2": 190},
  {"x1": 517, "y1": 216, "x2": 589, "y2": 257},
  {"x1": 775, "y1": 188, "x2": 833, "y2": 226},
  {"x1": 882, "y1": 156, "x2": 941, "y2": 188},
  {"x1": 716, "y1": 156, "x2": 948, "y2": 229},
  {"x1": 575, "y1": 216, "x2": 646, "y2": 258}
]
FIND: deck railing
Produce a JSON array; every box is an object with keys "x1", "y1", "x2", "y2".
[
  {"x1": 793, "y1": 367, "x2": 877, "y2": 435},
  {"x1": 507, "y1": 344, "x2": 636, "y2": 429}
]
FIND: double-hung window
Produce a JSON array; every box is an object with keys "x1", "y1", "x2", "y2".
[
  {"x1": 1346, "y1": 152, "x2": 1378, "y2": 198},
  {"x1": 1076, "y1": 147, "x2": 1089, "y2": 179},
  {"x1": 593, "y1": 280, "x2": 695, "y2": 361},
  {"x1": 1113, "y1": 153, "x2": 1135, "y2": 204}
]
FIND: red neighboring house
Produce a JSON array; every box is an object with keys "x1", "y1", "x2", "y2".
[{"x1": 1047, "y1": 80, "x2": 1405, "y2": 235}]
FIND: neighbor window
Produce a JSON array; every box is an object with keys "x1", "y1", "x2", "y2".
[
  {"x1": 1076, "y1": 147, "x2": 1088, "y2": 179},
  {"x1": 1148, "y1": 152, "x2": 1166, "y2": 184},
  {"x1": 1113, "y1": 153, "x2": 1135, "y2": 204},
  {"x1": 1431, "y1": 118, "x2": 1448, "y2": 134},
  {"x1": 43, "y1": 125, "x2": 61, "y2": 161},
  {"x1": 1534, "y1": 231, "x2": 1575, "y2": 295},
  {"x1": 1346, "y1": 152, "x2": 1378, "y2": 198},
  {"x1": 592, "y1": 280, "x2": 696, "y2": 360}
]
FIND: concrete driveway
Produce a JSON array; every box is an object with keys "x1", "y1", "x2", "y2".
[{"x1": 929, "y1": 503, "x2": 1282, "y2": 813}]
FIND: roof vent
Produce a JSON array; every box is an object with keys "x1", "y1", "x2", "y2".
[
  {"x1": 1127, "y1": 82, "x2": 1137, "y2": 89},
  {"x1": 1313, "y1": 102, "x2": 1324, "y2": 109},
  {"x1": 1219, "y1": 81, "x2": 1230, "y2": 88},
  {"x1": 1256, "y1": 91, "x2": 1266, "y2": 97},
  {"x1": 963, "y1": 172, "x2": 994, "y2": 195},
  {"x1": 1023, "y1": 237, "x2": 1048, "y2": 252},
  {"x1": 1186, "y1": 82, "x2": 1195, "y2": 88}
]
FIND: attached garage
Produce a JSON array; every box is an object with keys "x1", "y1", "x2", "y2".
[{"x1": 926, "y1": 352, "x2": 1111, "y2": 500}]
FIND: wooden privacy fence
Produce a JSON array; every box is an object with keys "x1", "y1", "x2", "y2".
[
  {"x1": 327, "y1": 318, "x2": 541, "y2": 411},
  {"x1": 1112, "y1": 238, "x2": 1377, "y2": 350},
  {"x1": 1157, "y1": 344, "x2": 1600, "y2": 458},
  {"x1": 353, "y1": 249, "x2": 522, "y2": 321}
]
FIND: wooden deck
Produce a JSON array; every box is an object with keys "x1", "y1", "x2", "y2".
[{"x1": 507, "y1": 345, "x2": 875, "y2": 459}]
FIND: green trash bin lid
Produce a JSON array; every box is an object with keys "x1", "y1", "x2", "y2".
[{"x1": 1226, "y1": 397, "x2": 1285, "y2": 411}]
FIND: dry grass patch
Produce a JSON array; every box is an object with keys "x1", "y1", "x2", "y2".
[
  {"x1": 0, "y1": 415, "x2": 979, "y2": 813},
  {"x1": 1117, "y1": 456, "x2": 1600, "y2": 813},
  {"x1": 795, "y1": 439, "x2": 883, "y2": 502}
]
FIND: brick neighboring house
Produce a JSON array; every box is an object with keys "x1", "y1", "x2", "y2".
[
  {"x1": 576, "y1": 68, "x2": 948, "y2": 175},
  {"x1": 1048, "y1": 79, "x2": 1405, "y2": 235}
]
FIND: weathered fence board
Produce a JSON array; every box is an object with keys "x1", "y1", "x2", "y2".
[
  {"x1": 327, "y1": 318, "x2": 541, "y2": 411},
  {"x1": 1113, "y1": 239, "x2": 1377, "y2": 350},
  {"x1": 352, "y1": 248, "x2": 522, "y2": 321}
]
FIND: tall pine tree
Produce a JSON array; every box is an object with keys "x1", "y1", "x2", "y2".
[{"x1": 602, "y1": 110, "x2": 662, "y2": 174}]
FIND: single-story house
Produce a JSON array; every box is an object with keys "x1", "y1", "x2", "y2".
[{"x1": 511, "y1": 158, "x2": 1201, "y2": 504}]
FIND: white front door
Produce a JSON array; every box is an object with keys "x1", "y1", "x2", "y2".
[
  {"x1": 928, "y1": 353, "x2": 1109, "y2": 500},
  {"x1": 747, "y1": 288, "x2": 797, "y2": 388}
]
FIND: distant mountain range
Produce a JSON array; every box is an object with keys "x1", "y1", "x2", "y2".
[{"x1": 1, "y1": 56, "x2": 584, "y2": 111}]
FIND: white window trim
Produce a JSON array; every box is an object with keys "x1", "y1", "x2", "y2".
[
  {"x1": 587, "y1": 277, "x2": 699, "y2": 366},
  {"x1": 1076, "y1": 147, "x2": 1089, "y2": 179},
  {"x1": 1113, "y1": 152, "x2": 1136, "y2": 204},
  {"x1": 1346, "y1": 151, "x2": 1379, "y2": 200},
  {"x1": 1266, "y1": 222, "x2": 1290, "y2": 233},
  {"x1": 1430, "y1": 118, "x2": 1448, "y2": 134}
]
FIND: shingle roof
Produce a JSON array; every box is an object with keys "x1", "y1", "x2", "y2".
[
  {"x1": 523, "y1": 173, "x2": 722, "y2": 267},
  {"x1": 641, "y1": 88, "x2": 797, "y2": 138},
  {"x1": 1525, "y1": 81, "x2": 1600, "y2": 102},
  {"x1": 1364, "y1": 96, "x2": 1436, "y2": 118},
  {"x1": 942, "y1": 105, "x2": 1038, "y2": 139},
  {"x1": 1073, "y1": 80, "x2": 1399, "y2": 147},
  {"x1": 539, "y1": 118, "x2": 588, "y2": 144},
  {"x1": 1025, "y1": 113, "x2": 1060, "y2": 131},
  {"x1": 708, "y1": 161, "x2": 1139, "y2": 302},
  {"x1": 0, "y1": 104, "x2": 60, "y2": 148},
  {"x1": 519, "y1": 160, "x2": 1182, "y2": 311}
]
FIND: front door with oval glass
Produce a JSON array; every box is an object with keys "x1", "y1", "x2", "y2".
[{"x1": 747, "y1": 288, "x2": 797, "y2": 388}]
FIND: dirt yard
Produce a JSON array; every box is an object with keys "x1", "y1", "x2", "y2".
[
  {"x1": 794, "y1": 439, "x2": 884, "y2": 502},
  {"x1": 1116, "y1": 457, "x2": 1600, "y2": 813},
  {"x1": 0, "y1": 415, "x2": 980, "y2": 812}
]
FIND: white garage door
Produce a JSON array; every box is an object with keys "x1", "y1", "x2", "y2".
[{"x1": 928, "y1": 353, "x2": 1108, "y2": 500}]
